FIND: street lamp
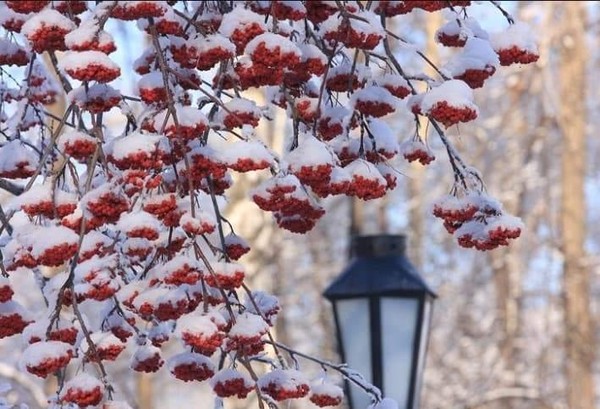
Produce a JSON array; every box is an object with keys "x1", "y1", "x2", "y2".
[{"x1": 324, "y1": 235, "x2": 436, "y2": 409}]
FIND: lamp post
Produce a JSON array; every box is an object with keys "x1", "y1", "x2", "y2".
[{"x1": 324, "y1": 235, "x2": 436, "y2": 409}]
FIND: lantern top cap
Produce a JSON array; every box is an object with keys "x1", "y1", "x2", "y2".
[
  {"x1": 324, "y1": 234, "x2": 436, "y2": 299},
  {"x1": 351, "y1": 234, "x2": 406, "y2": 258}
]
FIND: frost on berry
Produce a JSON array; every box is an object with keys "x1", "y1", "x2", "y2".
[
  {"x1": 110, "y1": 1, "x2": 168, "y2": 21},
  {"x1": 309, "y1": 381, "x2": 344, "y2": 407},
  {"x1": 421, "y1": 80, "x2": 479, "y2": 127},
  {"x1": 21, "y1": 9, "x2": 75, "y2": 53},
  {"x1": 10, "y1": 184, "x2": 77, "y2": 219},
  {"x1": 58, "y1": 130, "x2": 98, "y2": 162},
  {"x1": 210, "y1": 368, "x2": 255, "y2": 398},
  {"x1": 224, "y1": 312, "x2": 269, "y2": 356},
  {"x1": 0, "y1": 140, "x2": 37, "y2": 179},
  {"x1": 258, "y1": 369, "x2": 310, "y2": 401},
  {"x1": 65, "y1": 19, "x2": 116, "y2": 54},
  {"x1": 244, "y1": 291, "x2": 281, "y2": 326},
  {"x1": 81, "y1": 332, "x2": 126, "y2": 363},
  {"x1": 224, "y1": 233, "x2": 251, "y2": 260},
  {"x1": 320, "y1": 11, "x2": 385, "y2": 50},
  {"x1": 59, "y1": 373, "x2": 105, "y2": 407},
  {"x1": 286, "y1": 134, "x2": 336, "y2": 189},
  {"x1": 131, "y1": 344, "x2": 164, "y2": 373},
  {"x1": 68, "y1": 84, "x2": 122, "y2": 114},
  {"x1": 215, "y1": 98, "x2": 262, "y2": 129},
  {"x1": 168, "y1": 353, "x2": 215, "y2": 382},
  {"x1": 251, "y1": 174, "x2": 326, "y2": 233},
  {"x1": 219, "y1": 6, "x2": 267, "y2": 54},
  {"x1": 326, "y1": 63, "x2": 370, "y2": 92},
  {"x1": 204, "y1": 262, "x2": 246, "y2": 290},
  {"x1": 400, "y1": 138, "x2": 436, "y2": 165},
  {"x1": 23, "y1": 318, "x2": 79, "y2": 346},
  {"x1": 0, "y1": 278, "x2": 13, "y2": 304},
  {"x1": 21, "y1": 341, "x2": 73, "y2": 378},
  {"x1": 491, "y1": 22, "x2": 540, "y2": 66},
  {"x1": 435, "y1": 17, "x2": 489, "y2": 48},
  {"x1": 174, "y1": 312, "x2": 224, "y2": 356},
  {"x1": 107, "y1": 132, "x2": 168, "y2": 171},
  {"x1": 445, "y1": 38, "x2": 499, "y2": 89},
  {"x1": 433, "y1": 191, "x2": 523, "y2": 250},
  {"x1": 5, "y1": 1, "x2": 49, "y2": 14},
  {"x1": 0, "y1": 39, "x2": 30, "y2": 67},
  {"x1": 220, "y1": 139, "x2": 273, "y2": 172},
  {"x1": 345, "y1": 159, "x2": 388, "y2": 200}
]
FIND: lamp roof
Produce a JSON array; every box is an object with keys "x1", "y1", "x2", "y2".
[{"x1": 324, "y1": 235, "x2": 436, "y2": 299}]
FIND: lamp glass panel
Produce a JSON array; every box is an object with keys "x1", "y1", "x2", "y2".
[
  {"x1": 336, "y1": 298, "x2": 372, "y2": 409},
  {"x1": 413, "y1": 298, "x2": 432, "y2": 409},
  {"x1": 380, "y1": 297, "x2": 420, "y2": 409}
]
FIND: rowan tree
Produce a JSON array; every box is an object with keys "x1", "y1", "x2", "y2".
[{"x1": 0, "y1": 1, "x2": 538, "y2": 408}]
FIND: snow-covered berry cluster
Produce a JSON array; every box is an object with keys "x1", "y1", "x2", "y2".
[{"x1": 433, "y1": 191, "x2": 523, "y2": 250}]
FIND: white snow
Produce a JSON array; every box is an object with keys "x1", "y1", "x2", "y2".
[
  {"x1": 0, "y1": 140, "x2": 37, "y2": 175},
  {"x1": 376, "y1": 73, "x2": 410, "y2": 91},
  {"x1": 188, "y1": 33, "x2": 235, "y2": 55},
  {"x1": 328, "y1": 62, "x2": 371, "y2": 84},
  {"x1": 58, "y1": 130, "x2": 97, "y2": 152},
  {"x1": 174, "y1": 313, "x2": 219, "y2": 338},
  {"x1": 153, "y1": 105, "x2": 208, "y2": 129},
  {"x1": 219, "y1": 139, "x2": 274, "y2": 168},
  {"x1": 310, "y1": 381, "x2": 343, "y2": 398},
  {"x1": 228, "y1": 312, "x2": 268, "y2": 338},
  {"x1": 209, "y1": 368, "x2": 254, "y2": 388},
  {"x1": 490, "y1": 22, "x2": 538, "y2": 53},
  {"x1": 286, "y1": 134, "x2": 336, "y2": 169},
  {"x1": 21, "y1": 341, "x2": 72, "y2": 369},
  {"x1": 150, "y1": 255, "x2": 203, "y2": 281},
  {"x1": 244, "y1": 32, "x2": 302, "y2": 58},
  {"x1": 364, "y1": 119, "x2": 399, "y2": 155},
  {"x1": 350, "y1": 85, "x2": 398, "y2": 108},
  {"x1": 420, "y1": 80, "x2": 477, "y2": 112},
  {"x1": 258, "y1": 369, "x2": 309, "y2": 390},
  {"x1": 60, "y1": 373, "x2": 104, "y2": 396},
  {"x1": 80, "y1": 332, "x2": 124, "y2": 353},
  {"x1": 59, "y1": 50, "x2": 120, "y2": 72},
  {"x1": 212, "y1": 261, "x2": 245, "y2": 279},
  {"x1": 345, "y1": 159, "x2": 387, "y2": 183},
  {"x1": 74, "y1": 254, "x2": 117, "y2": 282},
  {"x1": 18, "y1": 225, "x2": 78, "y2": 259},
  {"x1": 21, "y1": 9, "x2": 75, "y2": 37},
  {"x1": 131, "y1": 343, "x2": 161, "y2": 366},
  {"x1": 319, "y1": 10, "x2": 384, "y2": 41},
  {"x1": 486, "y1": 213, "x2": 524, "y2": 232},
  {"x1": 0, "y1": 38, "x2": 28, "y2": 58},
  {"x1": 436, "y1": 17, "x2": 489, "y2": 44},
  {"x1": 116, "y1": 211, "x2": 161, "y2": 235},
  {"x1": 218, "y1": 6, "x2": 266, "y2": 38},
  {"x1": 138, "y1": 71, "x2": 165, "y2": 90},
  {"x1": 299, "y1": 43, "x2": 327, "y2": 64},
  {"x1": 168, "y1": 352, "x2": 215, "y2": 371},
  {"x1": 67, "y1": 84, "x2": 121, "y2": 105},
  {"x1": 65, "y1": 18, "x2": 114, "y2": 51},
  {"x1": 444, "y1": 37, "x2": 499, "y2": 76},
  {"x1": 244, "y1": 291, "x2": 279, "y2": 318},
  {"x1": 9, "y1": 184, "x2": 77, "y2": 210},
  {"x1": 108, "y1": 132, "x2": 165, "y2": 160}
]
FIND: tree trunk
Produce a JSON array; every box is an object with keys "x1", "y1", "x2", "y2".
[
  {"x1": 136, "y1": 373, "x2": 153, "y2": 409},
  {"x1": 557, "y1": 3, "x2": 595, "y2": 409}
]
